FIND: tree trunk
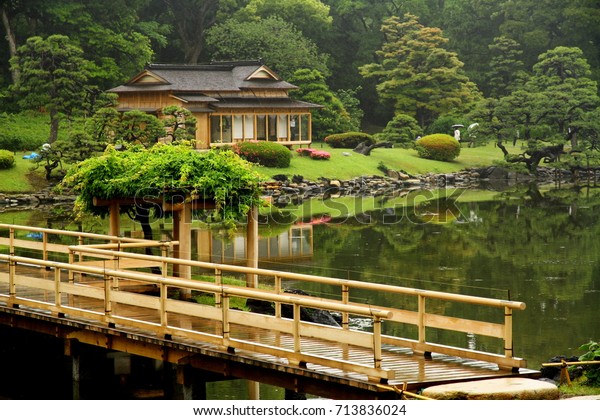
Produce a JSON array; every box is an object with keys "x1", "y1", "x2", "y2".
[
  {"x1": 49, "y1": 110, "x2": 59, "y2": 143},
  {"x1": 1, "y1": 5, "x2": 19, "y2": 86},
  {"x1": 353, "y1": 141, "x2": 393, "y2": 156}
]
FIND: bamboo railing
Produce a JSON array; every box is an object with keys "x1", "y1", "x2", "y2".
[{"x1": 0, "y1": 224, "x2": 528, "y2": 381}]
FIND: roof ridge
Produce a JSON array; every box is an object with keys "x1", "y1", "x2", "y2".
[{"x1": 147, "y1": 60, "x2": 263, "y2": 72}]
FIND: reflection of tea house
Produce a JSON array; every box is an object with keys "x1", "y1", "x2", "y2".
[
  {"x1": 194, "y1": 225, "x2": 313, "y2": 265},
  {"x1": 109, "y1": 61, "x2": 320, "y2": 149}
]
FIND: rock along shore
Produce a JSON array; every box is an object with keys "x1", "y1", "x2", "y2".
[
  {"x1": 0, "y1": 166, "x2": 576, "y2": 211},
  {"x1": 262, "y1": 166, "x2": 570, "y2": 208}
]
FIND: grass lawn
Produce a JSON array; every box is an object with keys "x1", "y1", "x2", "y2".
[
  {"x1": 0, "y1": 152, "x2": 49, "y2": 193},
  {"x1": 255, "y1": 141, "x2": 523, "y2": 181}
]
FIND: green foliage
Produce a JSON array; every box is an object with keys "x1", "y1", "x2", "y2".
[
  {"x1": 10, "y1": 35, "x2": 94, "y2": 144},
  {"x1": 324, "y1": 132, "x2": 374, "y2": 149},
  {"x1": 60, "y1": 144, "x2": 263, "y2": 230},
  {"x1": 415, "y1": 134, "x2": 461, "y2": 162},
  {"x1": 114, "y1": 110, "x2": 166, "y2": 148},
  {"x1": 0, "y1": 150, "x2": 15, "y2": 169},
  {"x1": 376, "y1": 114, "x2": 421, "y2": 146},
  {"x1": 0, "y1": 112, "x2": 49, "y2": 152},
  {"x1": 579, "y1": 340, "x2": 600, "y2": 386},
  {"x1": 161, "y1": 106, "x2": 197, "y2": 145},
  {"x1": 359, "y1": 14, "x2": 482, "y2": 128},
  {"x1": 234, "y1": 0, "x2": 332, "y2": 45},
  {"x1": 206, "y1": 17, "x2": 329, "y2": 79},
  {"x1": 288, "y1": 69, "x2": 356, "y2": 139},
  {"x1": 232, "y1": 141, "x2": 291, "y2": 168}
]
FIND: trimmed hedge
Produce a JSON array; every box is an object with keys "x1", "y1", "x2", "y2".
[
  {"x1": 324, "y1": 132, "x2": 375, "y2": 149},
  {"x1": 415, "y1": 134, "x2": 461, "y2": 162},
  {"x1": 0, "y1": 149, "x2": 15, "y2": 169},
  {"x1": 232, "y1": 141, "x2": 291, "y2": 168}
]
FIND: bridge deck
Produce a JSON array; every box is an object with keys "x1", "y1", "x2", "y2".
[{"x1": 0, "y1": 264, "x2": 540, "y2": 395}]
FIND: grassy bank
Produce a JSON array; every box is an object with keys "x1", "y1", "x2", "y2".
[
  {"x1": 0, "y1": 141, "x2": 523, "y2": 194},
  {"x1": 0, "y1": 152, "x2": 49, "y2": 193},
  {"x1": 255, "y1": 141, "x2": 522, "y2": 181}
]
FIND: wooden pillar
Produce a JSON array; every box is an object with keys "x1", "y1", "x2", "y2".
[
  {"x1": 248, "y1": 380, "x2": 260, "y2": 400},
  {"x1": 64, "y1": 339, "x2": 81, "y2": 400},
  {"x1": 109, "y1": 202, "x2": 120, "y2": 238},
  {"x1": 177, "y1": 364, "x2": 207, "y2": 400},
  {"x1": 246, "y1": 206, "x2": 258, "y2": 288},
  {"x1": 173, "y1": 201, "x2": 192, "y2": 299}
]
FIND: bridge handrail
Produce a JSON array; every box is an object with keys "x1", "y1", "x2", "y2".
[
  {"x1": 68, "y1": 245, "x2": 525, "y2": 310},
  {"x1": 0, "y1": 253, "x2": 395, "y2": 381},
  {"x1": 1, "y1": 224, "x2": 527, "y2": 371}
]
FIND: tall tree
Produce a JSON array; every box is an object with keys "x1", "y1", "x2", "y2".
[
  {"x1": 360, "y1": 14, "x2": 481, "y2": 128},
  {"x1": 10, "y1": 35, "x2": 93, "y2": 144},
  {"x1": 1, "y1": 1, "x2": 156, "y2": 89},
  {"x1": 206, "y1": 16, "x2": 330, "y2": 79},
  {"x1": 235, "y1": 0, "x2": 332, "y2": 44},
  {"x1": 160, "y1": 0, "x2": 220, "y2": 64},
  {"x1": 288, "y1": 68, "x2": 356, "y2": 139},
  {"x1": 486, "y1": 36, "x2": 527, "y2": 98}
]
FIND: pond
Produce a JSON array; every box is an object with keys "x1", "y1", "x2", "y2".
[{"x1": 0, "y1": 182, "x2": 599, "y2": 399}]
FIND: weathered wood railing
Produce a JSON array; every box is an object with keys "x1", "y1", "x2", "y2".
[{"x1": 0, "y1": 224, "x2": 528, "y2": 380}]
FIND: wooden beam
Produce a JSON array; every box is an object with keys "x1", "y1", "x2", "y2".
[{"x1": 246, "y1": 206, "x2": 258, "y2": 288}]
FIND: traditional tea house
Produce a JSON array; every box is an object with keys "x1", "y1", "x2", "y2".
[{"x1": 108, "y1": 60, "x2": 320, "y2": 148}]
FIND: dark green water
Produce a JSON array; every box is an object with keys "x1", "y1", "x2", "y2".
[{"x1": 1, "y1": 182, "x2": 599, "y2": 399}]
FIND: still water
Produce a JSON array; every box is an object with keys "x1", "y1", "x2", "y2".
[{"x1": 1, "y1": 182, "x2": 599, "y2": 399}]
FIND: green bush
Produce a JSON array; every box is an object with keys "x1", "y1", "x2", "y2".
[
  {"x1": 232, "y1": 141, "x2": 291, "y2": 168},
  {"x1": 0, "y1": 112, "x2": 48, "y2": 151},
  {"x1": 0, "y1": 149, "x2": 15, "y2": 169},
  {"x1": 324, "y1": 132, "x2": 375, "y2": 149},
  {"x1": 415, "y1": 134, "x2": 461, "y2": 162},
  {"x1": 579, "y1": 340, "x2": 600, "y2": 386}
]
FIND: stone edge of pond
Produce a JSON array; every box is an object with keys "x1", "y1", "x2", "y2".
[{"x1": 0, "y1": 165, "x2": 574, "y2": 210}]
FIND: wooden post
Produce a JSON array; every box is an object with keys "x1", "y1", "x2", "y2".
[
  {"x1": 373, "y1": 317, "x2": 382, "y2": 369},
  {"x1": 504, "y1": 307, "x2": 513, "y2": 358},
  {"x1": 293, "y1": 303, "x2": 301, "y2": 353},
  {"x1": 8, "y1": 227, "x2": 15, "y2": 300},
  {"x1": 418, "y1": 294, "x2": 426, "y2": 344},
  {"x1": 341, "y1": 284, "x2": 350, "y2": 330},
  {"x1": 174, "y1": 200, "x2": 192, "y2": 299},
  {"x1": 109, "y1": 202, "x2": 120, "y2": 238},
  {"x1": 246, "y1": 206, "x2": 258, "y2": 288}
]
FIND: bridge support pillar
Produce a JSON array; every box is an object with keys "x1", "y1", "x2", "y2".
[
  {"x1": 177, "y1": 364, "x2": 207, "y2": 400},
  {"x1": 64, "y1": 339, "x2": 81, "y2": 400}
]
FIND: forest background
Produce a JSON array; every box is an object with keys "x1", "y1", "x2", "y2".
[{"x1": 1, "y1": 0, "x2": 600, "y2": 166}]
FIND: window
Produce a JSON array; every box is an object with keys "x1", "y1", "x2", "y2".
[
  {"x1": 278, "y1": 115, "x2": 288, "y2": 139},
  {"x1": 210, "y1": 113, "x2": 311, "y2": 144},
  {"x1": 244, "y1": 115, "x2": 254, "y2": 140},
  {"x1": 256, "y1": 115, "x2": 266, "y2": 140},
  {"x1": 233, "y1": 115, "x2": 243, "y2": 140},
  {"x1": 268, "y1": 115, "x2": 278, "y2": 141},
  {"x1": 210, "y1": 115, "x2": 233, "y2": 143}
]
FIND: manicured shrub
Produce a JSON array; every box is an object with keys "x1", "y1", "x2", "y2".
[
  {"x1": 0, "y1": 149, "x2": 15, "y2": 169},
  {"x1": 415, "y1": 134, "x2": 461, "y2": 162},
  {"x1": 310, "y1": 150, "x2": 331, "y2": 160},
  {"x1": 232, "y1": 141, "x2": 291, "y2": 168},
  {"x1": 324, "y1": 132, "x2": 375, "y2": 149},
  {"x1": 296, "y1": 148, "x2": 316, "y2": 157}
]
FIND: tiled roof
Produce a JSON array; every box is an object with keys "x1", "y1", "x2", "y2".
[{"x1": 108, "y1": 61, "x2": 297, "y2": 93}]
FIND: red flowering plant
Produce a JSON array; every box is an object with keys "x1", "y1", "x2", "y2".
[
  {"x1": 296, "y1": 148, "x2": 316, "y2": 157},
  {"x1": 310, "y1": 150, "x2": 331, "y2": 160}
]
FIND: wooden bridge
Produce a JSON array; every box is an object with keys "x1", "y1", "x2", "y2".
[{"x1": 0, "y1": 224, "x2": 540, "y2": 399}]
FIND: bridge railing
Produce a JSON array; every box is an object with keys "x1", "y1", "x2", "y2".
[
  {"x1": 0, "y1": 224, "x2": 527, "y2": 378},
  {"x1": 66, "y1": 246, "x2": 527, "y2": 370}
]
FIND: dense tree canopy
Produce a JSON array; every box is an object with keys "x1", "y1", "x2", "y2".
[
  {"x1": 3, "y1": 0, "x2": 600, "y2": 174},
  {"x1": 360, "y1": 14, "x2": 481, "y2": 128}
]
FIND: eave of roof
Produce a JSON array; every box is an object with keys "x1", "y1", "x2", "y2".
[{"x1": 108, "y1": 61, "x2": 297, "y2": 94}]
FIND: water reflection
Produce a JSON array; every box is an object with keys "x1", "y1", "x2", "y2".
[{"x1": 1, "y1": 183, "x2": 599, "y2": 397}]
